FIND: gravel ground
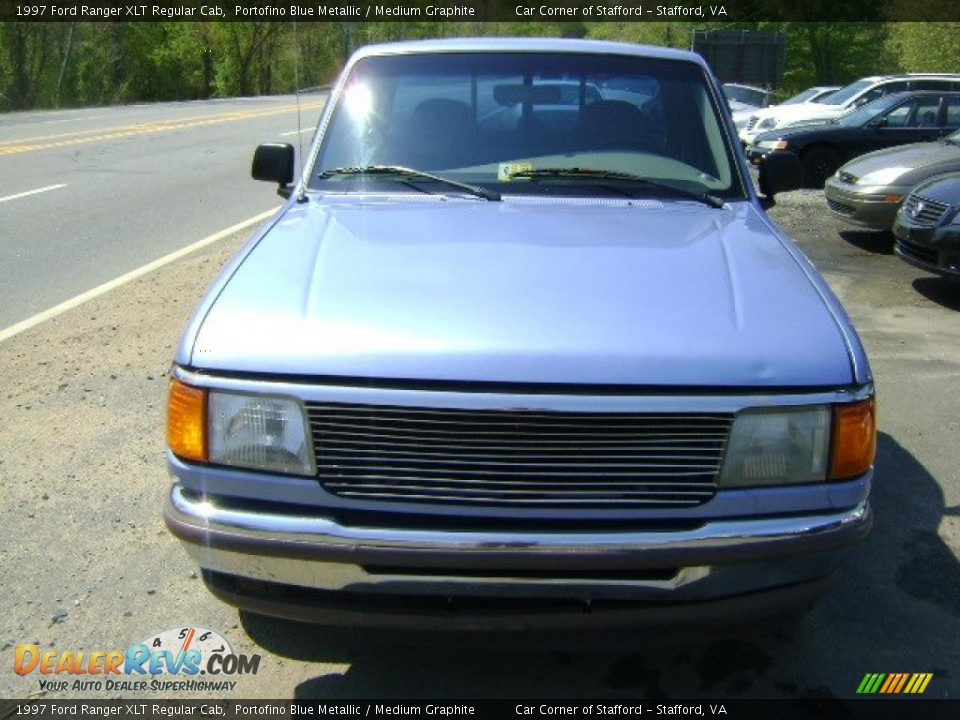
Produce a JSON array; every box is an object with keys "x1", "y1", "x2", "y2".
[{"x1": 1, "y1": 189, "x2": 958, "y2": 700}]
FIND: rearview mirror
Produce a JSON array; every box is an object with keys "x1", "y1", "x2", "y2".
[
  {"x1": 252, "y1": 143, "x2": 295, "y2": 197},
  {"x1": 757, "y1": 150, "x2": 803, "y2": 205}
]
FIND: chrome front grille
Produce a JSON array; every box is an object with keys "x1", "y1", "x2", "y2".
[
  {"x1": 746, "y1": 117, "x2": 758, "y2": 131},
  {"x1": 902, "y1": 194, "x2": 950, "y2": 227},
  {"x1": 307, "y1": 403, "x2": 731, "y2": 509}
]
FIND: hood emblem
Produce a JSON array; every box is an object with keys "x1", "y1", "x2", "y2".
[{"x1": 911, "y1": 201, "x2": 925, "y2": 219}]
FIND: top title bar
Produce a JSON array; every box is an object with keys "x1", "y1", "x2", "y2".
[{"x1": 2, "y1": 0, "x2": 960, "y2": 22}]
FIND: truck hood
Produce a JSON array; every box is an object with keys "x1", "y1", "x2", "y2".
[{"x1": 189, "y1": 196, "x2": 855, "y2": 387}]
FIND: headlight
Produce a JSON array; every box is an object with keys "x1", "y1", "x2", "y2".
[
  {"x1": 757, "y1": 117, "x2": 776, "y2": 130},
  {"x1": 718, "y1": 400, "x2": 876, "y2": 487},
  {"x1": 757, "y1": 139, "x2": 788, "y2": 150},
  {"x1": 857, "y1": 167, "x2": 909, "y2": 186},
  {"x1": 167, "y1": 379, "x2": 315, "y2": 476},
  {"x1": 209, "y1": 391, "x2": 315, "y2": 475},
  {"x1": 719, "y1": 406, "x2": 830, "y2": 486}
]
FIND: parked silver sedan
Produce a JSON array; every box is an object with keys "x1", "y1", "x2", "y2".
[{"x1": 825, "y1": 128, "x2": 960, "y2": 231}]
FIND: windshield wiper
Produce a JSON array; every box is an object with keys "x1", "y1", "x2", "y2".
[
  {"x1": 505, "y1": 167, "x2": 724, "y2": 208},
  {"x1": 316, "y1": 165, "x2": 500, "y2": 201}
]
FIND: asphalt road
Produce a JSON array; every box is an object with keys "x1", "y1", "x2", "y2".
[
  {"x1": 0, "y1": 95, "x2": 325, "y2": 331},
  {"x1": 0, "y1": 115, "x2": 958, "y2": 699}
]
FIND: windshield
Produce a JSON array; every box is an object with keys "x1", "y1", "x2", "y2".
[
  {"x1": 313, "y1": 52, "x2": 743, "y2": 199},
  {"x1": 783, "y1": 87, "x2": 835, "y2": 104},
  {"x1": 819, "y1": 79, "x2": 874, "y2": 106},
  {"x1": 722, "y1": 85, "x2": 770, "y2": 107},
  {"x1": 834, "y1": 95, "x2": 900, "y2": 126},
  {"x1": 782, "y1": 88, "x2": 821, "y2": 104}
]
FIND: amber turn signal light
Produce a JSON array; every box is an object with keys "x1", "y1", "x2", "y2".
[
  {"x1": 829, "y1": 397, "x2": 876, "y2": 480},
  {"x1": 167, "y1": 379, "x2": 207, "y2": 462}
]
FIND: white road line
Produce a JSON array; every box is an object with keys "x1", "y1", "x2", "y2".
[
  {"x1": 0, "y1": 207, "x2": 279, "y2": 345},
  {"x1": 43, "y1": 115, "x2": 108, "y2": 125},
  {"x1": 0, "y1": 184, "x2": 67, "y2": 204},
  {"x1": 280, "y1": 127, "x2": 315, "y2": 136}
]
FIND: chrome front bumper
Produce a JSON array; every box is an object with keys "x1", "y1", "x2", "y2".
[{"x1": 165, "y1": 484, "x2": 871, "y2": 604}]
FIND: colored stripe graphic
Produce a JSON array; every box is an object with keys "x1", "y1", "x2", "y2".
[
  {"x1": 857, "y1": 673, "x2": 932, "y2": 694},
  {"x1": 879, "y1": 674, "x2": 896, "y2": 693},
  {"x1": 910, "y1": 673, "x2": 933, "y2": 693},
  {"x1": 892, "y1": 674, "x2": 909, "y2": 693}
]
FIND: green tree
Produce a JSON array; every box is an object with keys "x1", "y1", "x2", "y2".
[
  {"x1": 212, "y1": 22, "x2": 284, "y2": 96},
  {"x1": 887, "y1": 22, "x2": 960, "y2": 73}
]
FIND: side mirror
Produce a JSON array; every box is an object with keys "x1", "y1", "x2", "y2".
[
  {"x1": 252, "y1": 143, "x2": 295, "y2": 197},
  {"x1": 757, "y1": 150, "x2": 803, "y2": 205},
  {"x1": 869, "y1": 116, "x2": 888, "y2": 129}
]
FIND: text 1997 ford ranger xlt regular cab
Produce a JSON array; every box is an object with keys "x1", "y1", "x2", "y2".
[{"x1": 164, "y1": 39, "x2": 875, "y2": 630}]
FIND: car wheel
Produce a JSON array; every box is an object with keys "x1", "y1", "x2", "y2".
[{"x1": 801, "y1": 146, "x2": 841, "y2": 188}]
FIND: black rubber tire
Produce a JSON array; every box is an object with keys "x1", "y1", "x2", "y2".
[{"x1": 801, "y1": 146, "x2": 842, "y2": 188}]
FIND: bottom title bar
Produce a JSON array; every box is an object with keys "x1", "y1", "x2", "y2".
[{"x1": 1, "y1": 700, "x2": 958, "y2": 720}]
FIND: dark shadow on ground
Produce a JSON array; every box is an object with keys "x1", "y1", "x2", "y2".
[
  {"x1": 237, "y1": 433, "x2": 957, "y2": 699},
  {"x1": 838, "y1": 230, "x2": 895, "y2": 256},
  {"x1": 912, "y1": 277, "x2": 960, "y2": 311}
]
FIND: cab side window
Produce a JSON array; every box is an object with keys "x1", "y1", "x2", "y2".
[
  {"x1": 881, "y1": 101, "x2": 913, "y2": 127},
  {"x1": 880, "y1": 81, "x2": 910, "y2": 95},
  {"x1": 905, "y1": 97, "x2": 941, "y2": 128},
  {"x1": 945, "y1": 97, "x2": 960, "y2": 128},
  {"x1": 912, "y1": 79, "x2": 953, "y2": 91},
  {"x1": 854, "y1": 87, "x2": 885, "y2": 108}
]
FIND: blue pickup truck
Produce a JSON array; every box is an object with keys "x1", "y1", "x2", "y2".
[{"x1": 165, "y1": 38, "x2": 875, "y2": 630}]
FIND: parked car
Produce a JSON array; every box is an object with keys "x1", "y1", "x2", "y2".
[
  {"x1": 825, "y1": 128, "x2": 960, "y2": 231},
  {"x1": 739, "y1": 74, "x2": 960, "y2": 146},
  {"x1": 724, "y1": 83, "x2": 775, "y2": 132},
  {"x1": 735, "y1": 86, "x2": 839, "y2": 135},
  {"x1": 893, "y1": 173, "x2": 960, "y2": 279},
  {"x1": 748, "y1": 91, "x2": 960, "y2": 187},
  {"x1": 780, "y1": 86, "x2": 842, "y2": 105},
  {"x1": 723, "y1": 82, "x2": 774, "y2": 110},
  {"x1": 164, "y1": 38, "x2": 875, "y2": 630}
]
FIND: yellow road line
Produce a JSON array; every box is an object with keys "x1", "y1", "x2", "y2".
[{"x1": 0, "y1": 100, "x2": 326, "y2": 156}]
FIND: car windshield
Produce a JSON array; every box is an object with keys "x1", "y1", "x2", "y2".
[
  {"x1": 834, "y1": 95, "x2": 902, "y2": 126},
  {"x1": 723, "y1": 85, "x2": 769, "y2": 107},
  {"x1": 782, "y1": 88, "x2": 821, "y2": 104},
  {"x1": 810, "y1": 89, "x2": 838, "y2": 103},
  {"x1": 783, "y1": 87, "x2": 837, "y2": 105},
  {"x1": 819, "y1": 79, "x2": 874, "y2": 106},
  {"x1": 312, "y1": 52, "x2": 743, "y2": 199}
]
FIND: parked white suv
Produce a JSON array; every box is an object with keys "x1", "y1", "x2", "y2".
[
  {"x1": 732, "y1": 85, "x2": 839, "y2": 133},
  {"x1": 739, "y1": 74, "x2": 960, "y2": 146}
]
